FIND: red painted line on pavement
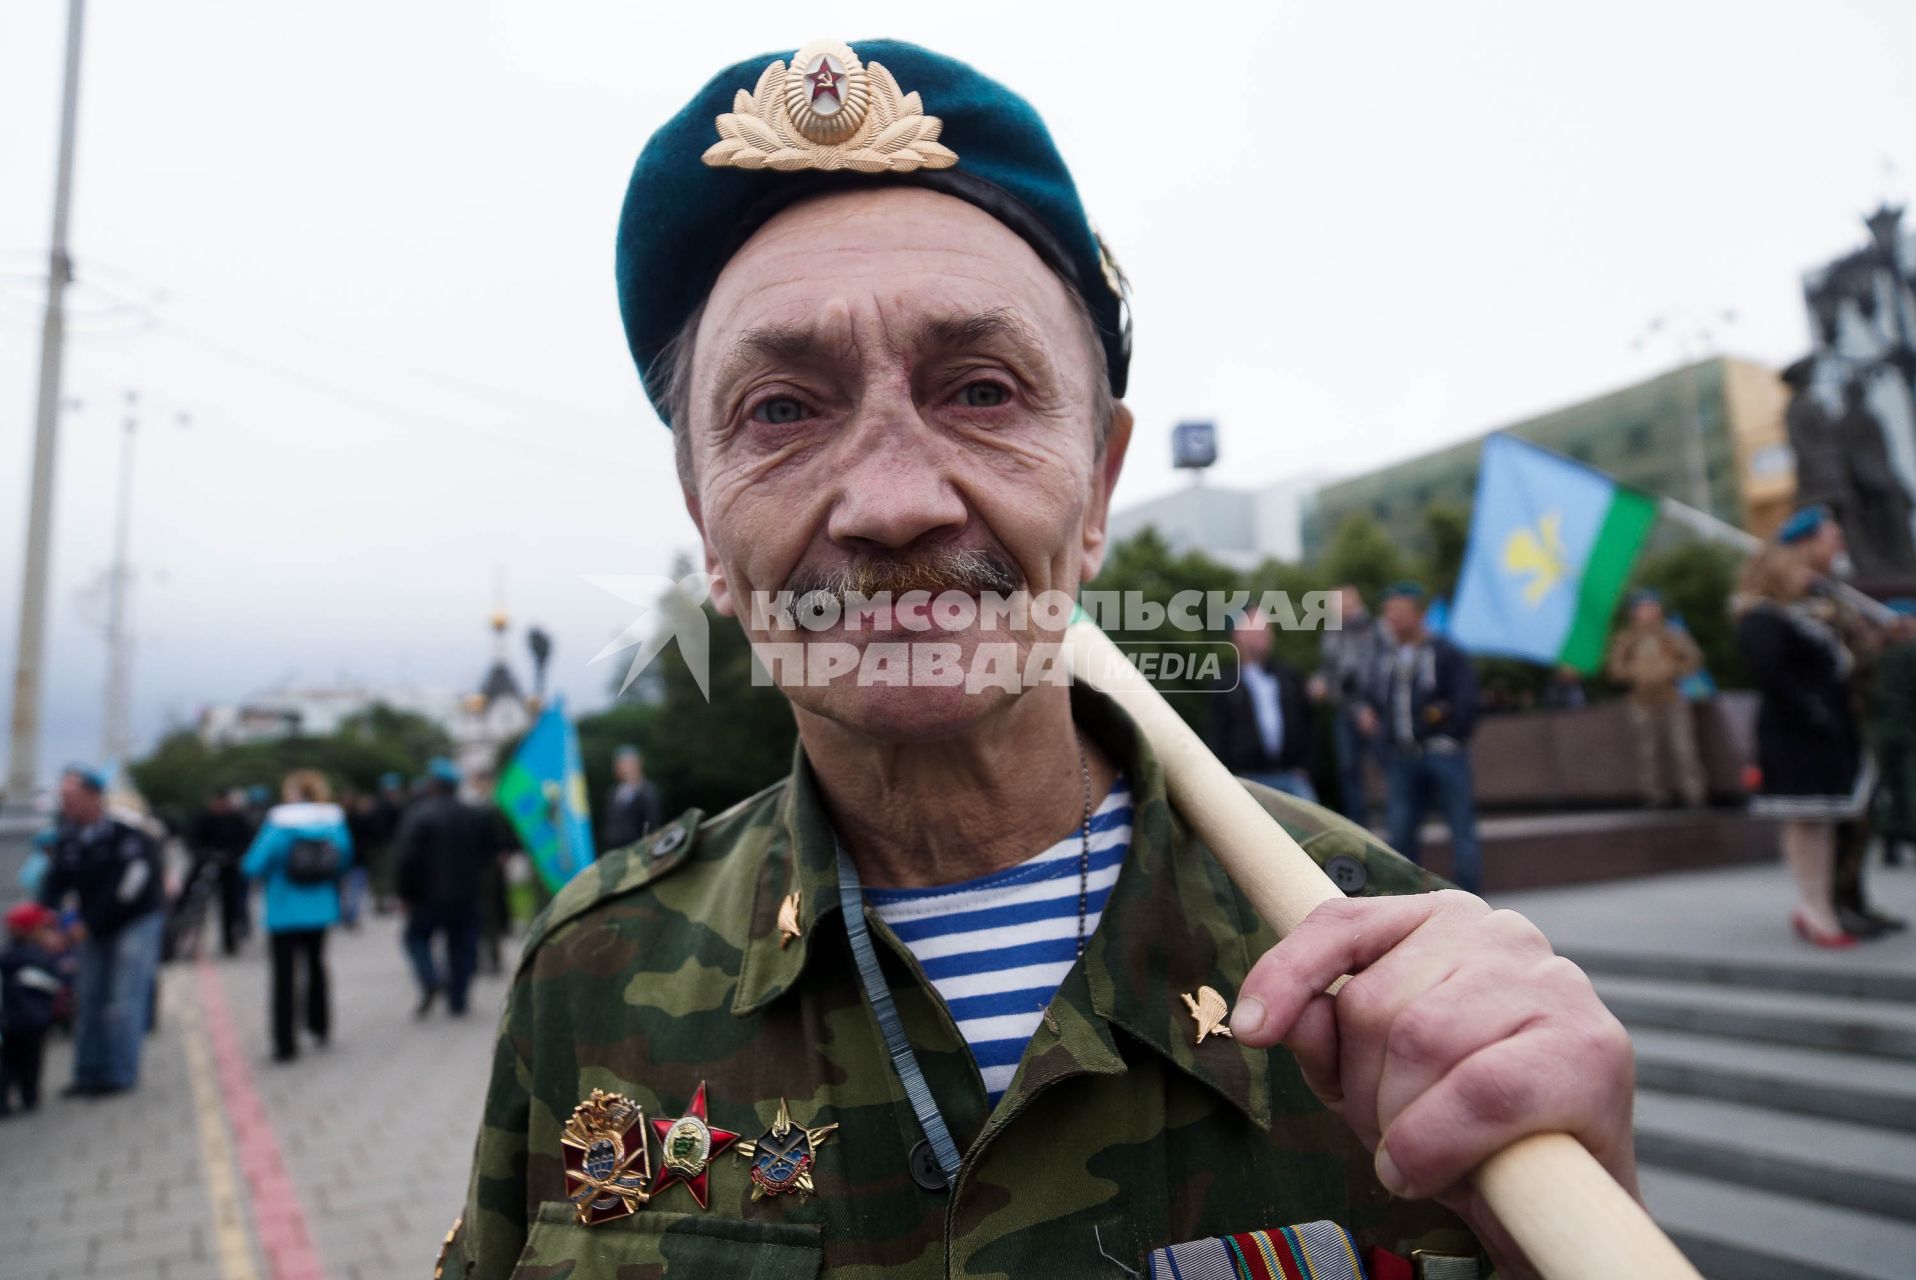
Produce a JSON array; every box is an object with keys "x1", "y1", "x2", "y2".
[{"x1": 196, "y1": 957, "x2": 331, "y2": 1280}]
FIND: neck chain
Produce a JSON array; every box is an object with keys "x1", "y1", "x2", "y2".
[{"x1": 1074, "y1": 733, "x2": 1092, "y2": 960}]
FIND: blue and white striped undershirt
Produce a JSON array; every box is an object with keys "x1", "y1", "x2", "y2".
[{"x1": 866, "y1": 778, "x2": 1132, "y2": 1103}]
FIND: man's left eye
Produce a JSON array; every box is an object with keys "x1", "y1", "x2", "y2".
[{"x1": 955, "y1": 381, "x2": 1010, "y2": 408}]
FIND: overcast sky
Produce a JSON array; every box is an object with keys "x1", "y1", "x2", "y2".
[{"x1": 3, "y1": 0, "x2": 1914, "y2": 780}]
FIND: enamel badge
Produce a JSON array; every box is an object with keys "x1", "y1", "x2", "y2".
[
  {"x1": 648, "y1": 1081, "x2": 739, "y2": 1210},
  {"x1": 560, "y1": 1090, "x2": 652, "y2": 1224},
  {"x1": 734, "y1": 1098, "x2": 839, "y2": 1200}
]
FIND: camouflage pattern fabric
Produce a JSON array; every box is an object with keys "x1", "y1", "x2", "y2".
[{"x1": 446, "y1": 686, "x2": 1487, "y2": 1277}]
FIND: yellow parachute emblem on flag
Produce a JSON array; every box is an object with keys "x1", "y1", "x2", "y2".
[{"x1": 1502, "y1": 512, "x2": 1568, "y2": 606}]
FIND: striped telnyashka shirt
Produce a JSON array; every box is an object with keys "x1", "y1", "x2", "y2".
[{"x1": 867, "y1": 779, "x2": 1133, "y2": 1103}]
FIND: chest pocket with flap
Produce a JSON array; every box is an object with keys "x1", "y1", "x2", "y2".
[{"x1": 513, "y1": 1201, "x2": 822, "y2": 1279}]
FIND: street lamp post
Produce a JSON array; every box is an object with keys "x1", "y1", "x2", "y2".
[{"x1": 6, "y1": 0, "x2": 88, "y2": 807}]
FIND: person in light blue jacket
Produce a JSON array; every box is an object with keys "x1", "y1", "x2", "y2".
[{"x1": 241, "y1": 768, "x2": 353, "y2": 1062}]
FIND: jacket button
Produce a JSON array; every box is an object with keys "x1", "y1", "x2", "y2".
[
  {"x1": 909, "y1": 1139, "x2": 949, "y2": 1192},
  {"x1": 652, "y1": 826, "x2": 686, "y2": 858},
  {"x1": 1324, "y1": 854, "x2": 1368, "y2": 894}
]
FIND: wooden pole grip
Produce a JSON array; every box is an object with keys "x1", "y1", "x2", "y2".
[{"x1": 1063, "y1": 620, "x2": 1700, "y2": 1280}]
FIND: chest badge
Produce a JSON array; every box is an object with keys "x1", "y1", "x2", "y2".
[
  {"x1": 1181, "y1": 985, "x2": 1235, "y2": 1045},
  {"x1": 648, "y1": 1081, "x2": 739, "y2": 1209},
  {"x1": 560, "y1": 1090, "x2": 652, "y2": 1224},
  {"x1": 734, "y1": 1097, "x2": 839, "y2": 1200}
]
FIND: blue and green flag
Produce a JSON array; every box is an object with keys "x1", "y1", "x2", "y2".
[
  {"x1": 1450, "y1": 434, "x2": 1659, "y2": 673},
  {"x1": 496, "y1": 699, "x2": 596, "y2": 893}
]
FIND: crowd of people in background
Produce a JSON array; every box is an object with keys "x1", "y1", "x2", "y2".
[
  {"x1": 1, "y1": 751, "x2": 533, "y2": 1114},
  {"x1": 1212, "y1": 581, "x2": 1484, "y2": 893},
  {"x1": 0, "y1": 730, "x2": 681, "y2": 1116},
  {"x1": 1211, "y1": 500, "x2": 1910, "y2": 950}
]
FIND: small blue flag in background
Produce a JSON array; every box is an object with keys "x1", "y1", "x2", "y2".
[{"x1": 496, "y1": 698, "x2": 596, "y2": 893}]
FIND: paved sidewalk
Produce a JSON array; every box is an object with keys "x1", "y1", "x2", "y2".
[
  {"x1": 1496, "y1": 858, "x2": 1916, "y2": 967},
  {"x1": 0, "y1": 916, "x2": 509, "y2": 1280}
]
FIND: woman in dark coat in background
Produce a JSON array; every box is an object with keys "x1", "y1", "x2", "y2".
[{"x1": 1734, "y1": 543, "x2": 1869, "y2": 947}]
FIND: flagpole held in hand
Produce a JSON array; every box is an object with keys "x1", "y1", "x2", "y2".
[{"x1": 1062, "y1": 615, "x2": 1703, "y2": 1280}]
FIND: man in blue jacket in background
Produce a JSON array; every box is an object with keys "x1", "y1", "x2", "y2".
[{"x1": 1357, "y1": 583, "x2": 1485, "y2": 893}]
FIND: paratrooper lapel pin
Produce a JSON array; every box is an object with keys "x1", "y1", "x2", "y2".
[
  {"x1": 734, "y1": 1097, "x2": 838, "y2": 1200},
  {"x1": 1181, "y1": 985, "x2": 1234, "y2": 1045},
  {"x1": 648, "y1": 1081, "x2": 739, "y2": 1209},
  {"x1": 560, "y1": 1090, "x2": 652, "y2": 1224},
  {"x1": 778, "y1": 890, "x2": 803, "y2": 948}
]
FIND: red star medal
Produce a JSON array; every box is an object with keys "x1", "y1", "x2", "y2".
[
  {"x1": 807, "y1": 57, "x2": 842, "y2": 105},
  {"x1": 648, "y1": 1081, "x2": 739, "y2": 1209}
]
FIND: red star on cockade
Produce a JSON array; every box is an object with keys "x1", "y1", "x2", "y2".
[
  {"x1": 807, "y1": 58, "x2": 842, "y2": 105},
  {"x1": 648, "y1": 1081, "x2": 739, "y2": 1210}
]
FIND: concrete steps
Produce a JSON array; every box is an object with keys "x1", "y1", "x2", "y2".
[
  {"x1": 1594, "y1": 974, "x2": 1916, "y2": 1059},
  {"x1": 1633, "y1": 1092, "x2": 1916, "y2": 1222},
  {"x1": 1571, "y1": 946, "x2": 1916, "y2": 1002},
  {"x1": 1628, "y1": 1026, "x2": 1916, "y2": 1131},
  {"x1": 1563, "y1": 933, "x2": 1916, "y2": 1277},
  {"x1": 1638, "y1": 1167, "x2": 1916, "y2": 1280}
]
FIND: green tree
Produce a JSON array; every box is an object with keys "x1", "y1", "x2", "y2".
[
  {"x1": 1320, "y1": 512, "x2": 1405, "y2": 601},
  {"x1": 128, "y1": 705, "x2": 446, "y2": 830},
  {"x1": 1419, "y1": 504, "x2": 1471, "y2": 601},
  {"x1": 335, "y1": 704, "x2": 453, "y2": 765},
  {"x1": 1085, "y1": 526, "x2": 1242, "y2": 731}
]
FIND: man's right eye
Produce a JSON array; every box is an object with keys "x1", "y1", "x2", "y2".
[{"x1": 751, "y1": 396, "x2": 808, "y2": 425}]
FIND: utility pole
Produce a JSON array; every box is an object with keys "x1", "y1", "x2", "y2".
[
  {"x1": 6, "y1": 0, "x2": 88, "y2": 807},
  {"x1": 100, "y1": 393, "x2": 137, "y2": 775},
  {"x1": 94, "y1": 396, "x2": 185, "y2": 779}
]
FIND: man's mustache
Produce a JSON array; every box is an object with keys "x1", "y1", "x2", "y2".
[{"x1": 784, "y1": 547, "x2": 1025, "y2": 608}]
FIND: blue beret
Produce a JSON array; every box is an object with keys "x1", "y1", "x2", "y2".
[
  {"x1": 1778, "y1": 504, "x2": 1831, "y2": 545},
  {"x1": 1627, "y1": 587, "x2": 1663, "y2": 608},
  {"x1": 1888, "y1": 598, "x2": 1916, "y2": 618},
  {"x1": 62, "y1": 763, "x2": 104, "y2": 792},
  {"x1": 1381, "y1": 581, "x2": 1427, "y2": 603},
  {"x1": 616, "y1": 38, "x2": 1131, "y2": 425},
  {"x1": 428, "y1": 756, "x2": 462, "y2": 785}
]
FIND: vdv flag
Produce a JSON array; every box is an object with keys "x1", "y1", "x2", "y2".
[
  {"x1": 1450, "y1": 434, "x2": 1659, "y2": 673},
  {"x1": 496, "y1": 698, "x2": 597, "y2": 893}
]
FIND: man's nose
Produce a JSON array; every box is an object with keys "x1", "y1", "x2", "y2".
[{"x1": 824, "y1": 404, "x2": 969, "y2": 552}]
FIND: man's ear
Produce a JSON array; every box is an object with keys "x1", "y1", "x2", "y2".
[
  {"x1": 684, "y1": 484, "x2": 736, "y2": 618},
  {"x1": 1079, "y1": 402, "x2": 1134, "y2": 583}
]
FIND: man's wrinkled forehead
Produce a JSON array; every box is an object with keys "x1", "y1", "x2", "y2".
[{"x1": 694, "y1": 188, "x2": 1078, "y2": 376}]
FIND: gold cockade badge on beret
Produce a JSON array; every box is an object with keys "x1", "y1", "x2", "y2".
[{"x1": 703, "y1": 39, "x2": 958, "y2": 174}]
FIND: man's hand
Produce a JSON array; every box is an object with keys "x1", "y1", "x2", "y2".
[{"x1": 1228, "y1": 891, "x2": 1636, "y2": 1276}]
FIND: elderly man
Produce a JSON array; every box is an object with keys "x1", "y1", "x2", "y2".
[{"x1": 447, "y1": 40, "x2": 1634, "y2": 1279}]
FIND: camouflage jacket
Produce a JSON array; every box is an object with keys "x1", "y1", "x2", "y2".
[{"x1": 447, "y1": 687, "x2": 1484, "y2": 1278}]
